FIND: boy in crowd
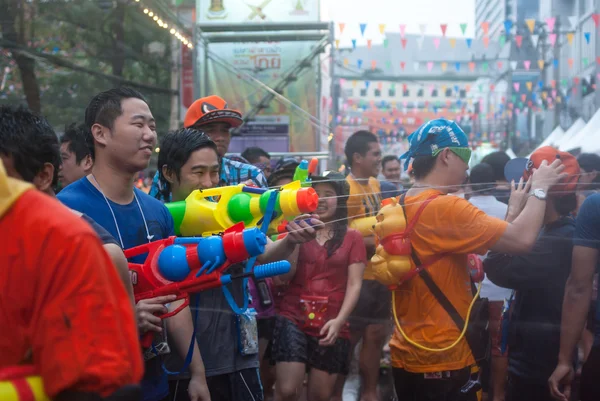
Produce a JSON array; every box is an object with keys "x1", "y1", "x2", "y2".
[
  {"x1": 0, "y1": 108, "x2": 143, "y2": 400},
  {"x1": 58, "y1": 122, "x2": 93, "y2": 188},
  {"x1": 380, "y1": 155, "x2": 403, "y2": 198},
  {"x1": 242, "y1": 146, "x2": 272, "y2": 178},
  {"x1": 155, "y1": 127, "x2": 319, "y2": 401},
  {"x1": 391, "y1": 119, "x2": 564, "y2": 401},
  {"x1": 485, "y1": 147, "x2": 580, "y2": 401},
  {"x1": 58, "y1": 87, "x2": 209, "y2": 401}
]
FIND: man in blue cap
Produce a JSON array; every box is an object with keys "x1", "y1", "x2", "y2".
[{"x1": 382, "y1": 119, "x2": 567, "y2": 401}]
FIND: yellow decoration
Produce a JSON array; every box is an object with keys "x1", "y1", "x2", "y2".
[{"x1": 567, "y1": 33, "x2": 574, "y2": 45}]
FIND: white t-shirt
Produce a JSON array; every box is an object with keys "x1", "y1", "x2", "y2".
[{"x1": 469, "y1": 195, "x2": 513, "y2": 301}]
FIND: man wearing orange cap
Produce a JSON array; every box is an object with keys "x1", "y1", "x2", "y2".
[
  {"x1": 484, "y1": 146, "x2": 580, "y2": 401},
  {"x1": 150, "y1": 96, "x2": 267, "y2": 200}
]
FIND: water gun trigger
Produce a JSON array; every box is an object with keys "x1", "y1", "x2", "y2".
[{"x1": 161, "y1": 295, "x2": 190, "y2": 318}]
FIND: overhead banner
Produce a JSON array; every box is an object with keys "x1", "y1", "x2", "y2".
[{"x1": 196, "y1": 0, "x2": 321, "y2": 152}]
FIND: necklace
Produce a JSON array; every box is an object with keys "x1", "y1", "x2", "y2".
[{"x1": 89, "y1": 174, "x2": 153, "y2": 249}]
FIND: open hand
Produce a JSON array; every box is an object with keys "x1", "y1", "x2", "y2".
[
  {"x1": 531, "y1": 159, "x2": 567, "y2": 192},
  {"x1": 506, "y1": 177, "x2": 532, "y2": 221},
  {"x1": 319, "y1": 318, "x2": 344, "y2": 346},
  {"x1": 136, "y1": 294, "x2": 176, "y2": 333}
]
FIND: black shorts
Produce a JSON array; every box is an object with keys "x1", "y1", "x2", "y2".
[
  {"x1": 258, "y1": 317, "x2": 276, "y2": 362},
  {"x1": 270, "y1": 316, "x2": 351, "y2": 375},
  {"x1": 348, "y1": 280, "x2": 392, "y2": 330},
  {"x1": 393, "y1": 367, "x2": 479, "y2": 401},
  {"x1": 168, "y1": 368, "x2": 263, "y2": 401}
]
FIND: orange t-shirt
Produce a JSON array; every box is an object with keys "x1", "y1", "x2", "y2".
[
  {"x1": 345, "y1": 175, "x2": 382, "y2": 220},
  {"x1": 0, "y1": 189, "x2": 143, "y2": 398},
  {"x1": 390, "y1": 189, "x2": 508, "y2": 373}
]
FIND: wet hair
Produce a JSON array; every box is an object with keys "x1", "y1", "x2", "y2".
[
  {"x1": 268, "y1": 167, "x2": 295, "y2": 187},
  {"x1": 553, "y1": 193, "x2": 578, "y2": 216},
  {"x1": 577, "y1": 153, "x2": 600, "y2": 188},
  {"x1": 411, "y1": 155, "x2": 438, "y2": 180},
  {"x1": 156, "y1": 127, "x2": 218, "y2": 200},
  {"x1": 382, "y1": 155, "x2": 400, "y2": 170},
  {"x1": 469, "y1": 163, "x2": 496, "y2": 194},
  {"x1": 480, "y1": 151, "x2": 510, "y2": 182},
  {"x1": 344, "y1": 130, "x2": 378, "y2": 168},
  {"x1": 241, "y1": 147, "x2": 270, "y2": 164},
  {"x1": 0, "y1": 105, "x2": 60, "y2": 186},
  {"x1": 312, "y1": 173, "x2": 349, "y2": 258},
  {"x1": 60, "y1": 123, "x2": 92, "y2": 164},
  {"x1": 84, "y1": 87, "x2": 147, "y2": 159}
]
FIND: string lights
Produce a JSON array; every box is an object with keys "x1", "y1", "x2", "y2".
[{"x1": 139, "y1": 2, "x2": 193, "y2": 49}]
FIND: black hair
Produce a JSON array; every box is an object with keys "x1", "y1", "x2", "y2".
[
  {"x1": 577, "y1": 153, "x2": 600, "y2": 187},
  {"x1": 60, "y1": 123, "x2": 92, "y2": 164},
  {"x1": 267, "y1": 167, "x2": 296, "y2": 187},
  {"x1": 553, "y1": 193, "x2": 578, "y2": 216},
  {"x1": 411, "y1": 155, "x2": 438, "y2": 180},
  {"x1": 156, "y1": 127, "x2": 218, "y2": 200},
  {"x1": 273, "y1": 157, "x2": 300, "y2": 172},
  {"x1": 480, "y1": 151, "x2": 511, "y2": 182},
  {"x1": 382, "y1": 155, "x2": 400, "y2": 170},
  {"x1": 241, "y1": 147, "x2": 270, "y2": 164},
  {"x1": 84, "y1": 87, "x2": 147, "y2": 159},
  {"x1": 469, "y1": 163, "x2": 496, "y2": 194},
  {"x1": 312, "y1": 173, "x2": 349, "y2": 258},
  {"x1": 0, "y1": 105, "x2": 60, "y2": 186},
  {"x1": 344, "y1": 130, "x2": 378, "y2": 168}
]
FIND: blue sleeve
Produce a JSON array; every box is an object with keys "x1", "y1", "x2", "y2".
[
  {"x1": 574, "y1": 194, "x2": 600, "y2": 249},
  {"x1": 253, "y1": 170, "x2": 268, "y2": 188}
]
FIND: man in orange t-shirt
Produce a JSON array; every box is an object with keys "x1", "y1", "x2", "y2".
[
  {"x1": 0, "y1": 157, "x2": 143, "y2": 399},
  {"x1": 387, "y1": 119, "x2": 566, "y2": 401}
]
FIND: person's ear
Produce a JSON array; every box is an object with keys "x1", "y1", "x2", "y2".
[
  {"x1": 81, "y1": 154, "x2": 93, "y2": 172},
  {"x1": 352, "y1": 152, "x2": 362, "y2": 165},
  {"x1": 439, "y1": 148, "x2": 452, "y2": 166},
  {"x1": 33, "y1": 162, "x2": 55, "y2": 193},
  {"x1": 162, "y1": 165, "x2": 177, "y2": 184},
  {"x1": 91, "y1": 123, "x2": 109, "y2": 147}
]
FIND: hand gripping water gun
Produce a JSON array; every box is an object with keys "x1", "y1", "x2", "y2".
[
  {"x1": 0, "y1": 366, "x2": 48, "y2": 401},
  {"x1": 166, "y1": 179, "x2": 319, "y2": 238}
]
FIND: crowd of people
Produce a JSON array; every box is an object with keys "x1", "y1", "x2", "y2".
[{"x1": 1, "y1": 86, "x2": 600, "y2": 401}]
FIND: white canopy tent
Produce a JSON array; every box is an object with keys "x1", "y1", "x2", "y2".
[
  {"x1": 555, "y1": 118, "x2": 586, "y2": 151},
  {"x1": 538, "y1": 126, "x2": 565, "y2": 148},
  {"x1": 564, "y1": 109, "x2": 600, "y2": 153}
]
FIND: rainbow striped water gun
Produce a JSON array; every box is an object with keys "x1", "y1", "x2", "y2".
[{"x1": 0, "y1": 366, "x2": 49, "y2": 401}]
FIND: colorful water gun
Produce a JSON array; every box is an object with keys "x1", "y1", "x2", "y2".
[
  {"x1": 166, "y1": 180, "x2": 319, "y2": 238},
  {"x1": 293, "y1": 158, "x2": 319, "y2": 187},
  {"x1": 0, "y1": 366, "x2": 48, "y2": 401}
]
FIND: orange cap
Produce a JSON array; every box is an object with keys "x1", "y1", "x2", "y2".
[
  {"x1": 184, "y1": 95, "x2": 243, "y2": 128},
  {"x1": 524, "y1": 146, "x2": 580, "y2": 194}
]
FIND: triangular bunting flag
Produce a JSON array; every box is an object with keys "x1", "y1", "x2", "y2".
[
  {"x1": 568, "y1": 16, "x2": 578, "y2": 29},
  {"x1": 499, "y1": 35, "x2": 506, "y2": 47},
  {"x1": 510, "y1": 61, "x2": 518, "y2": 70},
  {"x1": 359, "y1": 23, "x2": 367, "y2": 36},
  {"x1": 466, "y1": 38, "x2": 473, "y2": 48},
  {"x1": 546, "y1": 17, "x2": 556, "y2": 32},
  {"x1": 401, "y1": 38, "x2": 407, "y2": 49},
  {"x1": 538, "y1": 80, "x2": 543, "y2": 89},
  {"x1": 513, "y1": 83, "x2": 520, "y2": 91},
  {"x1": 351, "y1": 79, "x2": 356, "y2": 87},
  {"x1": 549, "y1": 34, "x2": 557, "y2": 46},
  {"x1": 371, "y1": 60, "x2": 377, "y2": 70},
  {"x1": 367, "y1": 39, "x2": 372, "y2": 49},
  {"x1": 583, "y1": 58, "x2": 589, "y2": 67},
  {"x1": 568, "y1": 58, "x2": 574, "y2": 68},
  {"x1": 504, "y1": 19, "x2": 513, "y2": 33},
  {"x1": 449, "y1": 38, "x2": 457, "y2": 48},
  {"x1": 551, "y1": 80, "x2": 556, "y2": 88},
  {"x1": 538, "y1": 59, "x2": 544, "y2": 69},
  {"x1": 440, "y1": 24, "x2": 448, "y2": 37},
  {"x1": 416, "y1": 36, "x2": 424, "y2": 49},
  {"x1": 483, "y1": 36, "x2": 489, "y2": 48},
  {"x1": 593, "y1": 13, "x2": 600, "y2": 27},
  {"x1": 597, "y1": 56, "x2": 600, "y2": 65},
  {"x1": 468, "y1": 62, "x2": 475, "y2": 71},
  {"x1": 482, "y1": 62, "x2": 488, "y2": 72},
  {"x1": 351, "y1": 39, "x2": 357, "y2": 49},
  {"x1": 433, "y1": 38, "x2": 441, "y2": 49},
  {"x1": 343, "y1": 58, "x2": 349, "y2": 66},
  {"x1": 567, "y1": 32, "x2": 574, "y2": 45},
  {"x1": 460, "y1": 23, "x2": 468, "y2": 35},
  {"x1": 335, "y1": 39, "x2": 340, "y2": 49},
  {"x1": 553, "y1": 58, "x2": 559, "y2": 68},
  {"x1": 478, "y1": 84, "x2": 483, "y2": 92},
  {"x1": 414, "y1": 62, "x2": 420, "y2": 71},
  {"x1": 383, "y1": 39, "x2": 388, "y2": 48},
  {"x1": 584, "y1": 32, "x2": 591, "y2": 44},
  {"x1": 400, "y1": 61, "x2": 406, "y2": 70},
  {"x1": 339, "y1": 23, "x2": 346, "y2": 34},
  {"x1": 455, "y1": 62, "x2": 461, "y2": 71},
  {"x1": 515, "y1": 35, "x2": 523, "y2": 47},
  {"x1": 524, "y1": 60, "x2": 531, "y2": 70},
  {"x1": 365, "y1": 80, "x2": 370, "y2": 89},
  {"x1": 531, "y1": 34, "x2": 539, "y2": 47},
  {"x1": 525, "y1": 19, "x2": 536, "y2": 33},
  {"x1": 490, "y1": 84, "x2": 495, "y2": 91},
  {"x1": 482, "y1": 21, "x2": 489, "y2": 35},
  {"x1": 427, "y1": 62, "x2": 434, "y2": 72},
  {"x1": 497, "y1": 61, "x2": 503, "y2": 69},
  {"x1": 441, "y1": 62, "x2": 447, "y2": 72},
  {"x1": 378, "y1": 24, "x2": 386, "y2": 35},
  {"x1": 399, "y1": 24, "x2": 406, "y2": 37},
  {"x1": 526, "y1": 82, "x2": 533, "y2": 91},
  {"x1": 419, "y1": 23, "x2": 427, "y2": 35},
  {"x1": 357, "y1": 59, "x2": 363, "y2": 69}
]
